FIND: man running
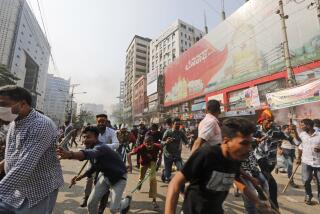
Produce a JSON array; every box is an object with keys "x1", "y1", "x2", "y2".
[
  {"x1": 57, "y1": 126, "x2": 131, "y2": 214},
  {"x1": 165, "y1": 118, "x2": 271, "y2": 214},
  {"x1": 191, "y1": 99, "x2": 222, "y2": 153},
  {"x1": 296, "y1": 119, "x2": 320, "y2": 205},
  {"x1": 162, "y1": 118, "x2": 188, "y2": 183},
  {"x1": 127, "y1": 134, "x2": 162, "y2": 209}
]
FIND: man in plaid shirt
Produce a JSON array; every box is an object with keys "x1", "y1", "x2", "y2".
[{"x1": 0, "y1": 86, "x2": 63, "y2": 214}]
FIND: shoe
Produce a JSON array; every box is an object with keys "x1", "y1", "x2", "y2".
[
  {"x1": 120, "y1": 195, "x2": 132, "y2": 214},
  {"x1": 152, "y1": 201, "x2": 159, "y2": 210},
  {"x1": 305, "y1": 196, "x2": 312, "y2": 205},
  {"x1": 80, "y1": 197, "x2": 88, "y2": 207},
  {"x1": 161, "y1": 169, "x2": 166, "y2": 182},
  {"x1": 289, "y1": 181, "x2": 299, "y2": 188}
]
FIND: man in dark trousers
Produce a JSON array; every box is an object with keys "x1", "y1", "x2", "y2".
[{"x1": 162, "y1": 118, "x2": 188, "y2": 183}]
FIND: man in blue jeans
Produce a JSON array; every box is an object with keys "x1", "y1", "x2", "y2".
[
  {"x1": 297, "y1": 119, "x2": 320, "y2": 205},
  {"x1": 162, "y1": 118, "x2": 188, "y2": 183},
  {"x1": 57, "y1": 126, "x2": 131, "y2": 214}
]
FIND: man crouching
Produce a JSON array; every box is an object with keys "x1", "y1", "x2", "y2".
[{"x1": 57, "y1": 126, "x2": 131, "y2": 214}]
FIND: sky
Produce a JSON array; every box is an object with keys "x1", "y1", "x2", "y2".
[{"x1": 27, "y1": 0, "x2": 246, "y2": 112}]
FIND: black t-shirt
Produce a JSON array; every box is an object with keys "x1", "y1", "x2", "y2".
[{"x1": 181, "y1": 144, "x2": 240, "y2": 214}]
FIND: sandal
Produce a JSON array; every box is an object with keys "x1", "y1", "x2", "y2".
[{"x1": 152, "y1": 201, "x2": 159, "y2": 209}]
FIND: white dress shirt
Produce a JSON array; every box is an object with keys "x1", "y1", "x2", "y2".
[
  {"x1": 299, "y1": 131, "x2": 320, "y2": 167},
  {"x1": 198, "y1": 113, "x2": 222, "y2": 146},
  {"x1": 98, "y1": 127, "x2": 119, "y2": 150}
]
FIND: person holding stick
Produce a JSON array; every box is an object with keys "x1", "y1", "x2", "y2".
[
  {"x1": 296, "y1": 119, "x2": 320, "y2": 205},
  {"x1": 127, "y1": 134, "x2": 162, "y2": 210},
  {"x1": 57, "y1": 126, "x2": 131, "y2": 214}
]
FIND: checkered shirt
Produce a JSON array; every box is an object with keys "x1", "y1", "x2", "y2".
[{"x1": 0, "y1": 109, "x2": 64, "y2": 208}]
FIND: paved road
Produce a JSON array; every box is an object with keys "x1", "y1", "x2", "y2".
[{"x1": 54, "y1": 145, "x2": 320, "y2": 214}]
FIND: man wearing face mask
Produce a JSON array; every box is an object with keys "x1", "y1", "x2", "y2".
[{"x1": 0, "y1": 86, "x2": 63, "y2": 214}]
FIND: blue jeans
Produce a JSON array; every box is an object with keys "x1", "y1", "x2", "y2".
[
  {"x1": 301, "y1": 163, "x2": 320, "y2": 200},
  {"x1": 282, "y1": 149, "x2": 295, "y2": 178},
  {"x1": 164, "y1": 155, "x2": 183, "y2": 180},
  {"x1": 87, "y1": 173, "x2": 127, "y2": 214},
  {"x1": 0, "y1": 188, "x2": 58, "y2": 214},
  {"x1": 241, "y1": 173, "x2": 269, "y2": 214}
]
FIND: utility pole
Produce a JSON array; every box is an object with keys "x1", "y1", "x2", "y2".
[
  {"x1": 221, "y1": 0, "x2": 226, "y2": 20},
  {"x1": 277, "y1": 0, "x2": 296, "y2": 87},
  {"x1": 316, "y1": 0, "x2": 320, "y2": 26},
  {"x1": 204, "y1": 10, "x2": 208, "y2": 34}
]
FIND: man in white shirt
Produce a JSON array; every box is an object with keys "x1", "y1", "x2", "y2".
[
  {"x1": 191, "y1": 99, "x2": 222, "y2": 153},
  {"x1": 81, "y1": 114, "x2": 119, "y2": 213},
  {"x1": 296, "y1": 119, "x2": 320, "y2": 205},
  {"x1": 96, "y1": 114, "x2": 119, "y2": 150}
]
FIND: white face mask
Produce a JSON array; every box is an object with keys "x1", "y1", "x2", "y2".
[{"x1": 0, "y1": 107, "x2": 18, "y2": 122}]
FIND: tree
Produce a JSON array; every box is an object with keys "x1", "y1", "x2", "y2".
[
  {"x1": 74, "y1": 110, "x2": 96, "y2": 128},
  {"x1": 0, "y1": 64, "x2": 19, "y2": 86}
]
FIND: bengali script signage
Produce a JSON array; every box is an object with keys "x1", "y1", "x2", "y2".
[
  {"x1": 266, "y1": 79, "x2": 320, "y2": 110},
  {"x1": 164, "y1": 0, "x2": 320, "y2": 106}
]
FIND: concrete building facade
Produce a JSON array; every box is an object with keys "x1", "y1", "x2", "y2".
[
  {"x1": 132, "y1": 75, "x2": 147, "y2": 122},
  {"x1": 124, "y1": 35, "x2": 151, "y2": 123},
  {"x1": 149, "y1": 19, "x2": 204, "y2": 76},
  {"x1": 146, "y1": 19, "x2": 204, "y2": 122},
  {"x1": 0, "y1": 0, "x2": 50, "y2": 110},
  {"x1": 44, "y1": 74, "x2": 70, "y2": 126}
]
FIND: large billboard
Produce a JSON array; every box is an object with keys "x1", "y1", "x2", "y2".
[{"x1": 164, "y1": 0, "x2": 320, "y2": 106}]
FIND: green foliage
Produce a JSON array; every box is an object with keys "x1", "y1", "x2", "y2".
[
  {"x1": 75, "y1": 110, "x2": 96, "y2": 127},
  {"x1": 0, "y1": 64, "x2": 19, "y2": 86}
]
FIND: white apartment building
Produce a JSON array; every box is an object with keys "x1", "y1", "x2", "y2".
[
  {"x1": 147, "y1": 19, "x2": 204, "y2": 114},
  {"x1": 0, "y1": 0, "x2": 50, "y2": 110},
  {"x1": 44, "y1": 74, "x2": 70, "y2": 126},
  {"x1": 124, "y1": 35, "x2": 151, "y2": 122},
  {"x1": 149, "y1": 19, "x2": 204, "y2": 76}
]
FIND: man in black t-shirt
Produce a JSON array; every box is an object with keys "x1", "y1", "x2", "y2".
[{"x1": 165, "y1": 118, "x2": 270, "y2": 214}]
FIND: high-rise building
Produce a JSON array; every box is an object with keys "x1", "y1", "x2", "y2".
[
  {"x1": 147, "y1": 20, "x2": 204, "y2": 122},
  {"x1": 44, "y1": 74, "x2": 70, "y2": 126},
  {"x1": 149, "y1": 19, "x2": 204, "y2": 76},
  {"x1": 0, "y1": 0, "x2": 50, "y2": 110},
  {"x1": 132, "y1": 75, "x2": 147, "y2": 123},
  {"x1": 124, "y1": 35, "x2": 151, "y2": 123}
]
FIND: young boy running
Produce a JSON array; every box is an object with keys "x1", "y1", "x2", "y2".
[{"x1": 127, "y1": 134, "x2": 163, "y2": 209}]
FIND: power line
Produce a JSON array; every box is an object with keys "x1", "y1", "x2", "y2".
[
  {"x1": 36, "y1": 0, "x2": 48, "y2": 39},
  {"x1": 34, "y1": 0, "x2": 60, "y2": 75}
]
